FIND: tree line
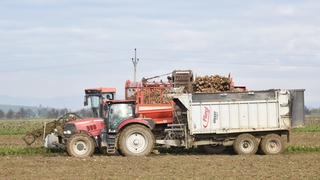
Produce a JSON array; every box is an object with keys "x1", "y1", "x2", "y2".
[
  {"x1": 305, "y1": 107, "x2": 320, "y2": 115},
  {"x1": 0, "y1": 107, "x2": 92, "y2": 119}
]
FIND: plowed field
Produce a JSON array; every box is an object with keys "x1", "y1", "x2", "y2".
[{"x1": 0, "y1": 132, "x2": 320, "y2": 179}]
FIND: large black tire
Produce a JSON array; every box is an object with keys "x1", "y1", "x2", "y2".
[
  {"x1": 117, "y1": 125, "x2": 155, "y2": 156},
  {"x1": 233, "y1": 134, "x2": 258, "y2": 155},
  {"x1": 259, "y1": 134, "x2": 285, "y2": 155},
  {"x1": 67, "y1": 133, "x2": 95, "y2": 157},
  {"x1": 198, "y1": 145, "x2": 226, "y2": 154}
]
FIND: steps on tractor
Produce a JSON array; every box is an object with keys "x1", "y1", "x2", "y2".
[{"x1": 106, "y1": 134, "x2": 116, "y2": 154}]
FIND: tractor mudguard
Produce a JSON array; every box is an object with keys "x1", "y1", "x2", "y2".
[{"x1": 117, "y1": 118, "x2": 155, "y2": 132}]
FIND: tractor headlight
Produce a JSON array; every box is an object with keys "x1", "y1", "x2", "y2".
[{"x1": 64, "y1": 130, "x2": 72, "y2": 135}]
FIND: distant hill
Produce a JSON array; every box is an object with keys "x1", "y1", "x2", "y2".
[
  {"x1": 0, "y1": 104, "x2": 39, "y2": 112},
  {"x1": 0, "y1": 93, "x2": 126, "y2": 112},
  {"x1": 0, "y1": 94, "x2": 85, "y2": 111}
]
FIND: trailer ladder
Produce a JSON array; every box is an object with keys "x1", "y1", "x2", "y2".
[{"x1": 164, "y1": 123, "x2": 188, "y2": 148}]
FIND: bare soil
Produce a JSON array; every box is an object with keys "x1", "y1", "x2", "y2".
[{"x1": 0, "y1": 132, "x2": 320, "y2": 180}]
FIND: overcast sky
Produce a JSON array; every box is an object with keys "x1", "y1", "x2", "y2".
[{"x1": 1, "y1": 1, "x2": 319, "y2": 108}]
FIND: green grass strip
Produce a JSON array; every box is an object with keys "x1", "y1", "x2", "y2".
[
  {"x1": 285, "y1": 145, "x2": 320, "y2": 152},
  {"x1": 292, "y1": 124, "x2": 320, "y2": 132},
  {"x1": 0, "y1": 126, "x2": 43, "y2": 135},
  {"x1": 0, "y1": 147, "x2": 61, "y2": 156}
]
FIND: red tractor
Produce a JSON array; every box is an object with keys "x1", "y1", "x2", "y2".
[{"x1": 45, "y1": 98, "x2": 155, "y2": 157}]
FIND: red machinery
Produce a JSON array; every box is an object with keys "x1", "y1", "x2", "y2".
[
  {"x1": 125, "y1": 70, "x2": 247, "y2": 126},
  {"x1": 42, "y1": 70, "x2": 248, "y2": 157},
  {"x1": 125, "y1": 79, "x2": 174, "y2": 125},
  {"x1": 228, "y1": 73, "x2": 247, "y2": 92}
]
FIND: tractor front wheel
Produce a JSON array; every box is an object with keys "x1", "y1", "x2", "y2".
[{"x1": 67, "y1": 133, "x2": 95, "y2": 157}]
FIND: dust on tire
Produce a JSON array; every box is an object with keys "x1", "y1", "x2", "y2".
[
  {"x1": 233, "y1": 133, "x2": 258, "y2": 155},
  {"x1": 260, "y1": 134, "x2": 285, "y2": 155}
]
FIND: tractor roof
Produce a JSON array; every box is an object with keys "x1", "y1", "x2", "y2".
[{"x1": 85, "y1": 87, "x2": 116, "y2": 94}]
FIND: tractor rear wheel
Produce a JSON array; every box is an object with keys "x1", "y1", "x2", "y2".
[
  {"x1": 259, "y1": 134, "x2": 285, "y2": 155},
  {"x1": 118, "y1": 125, "x2": 155, "y2": 156},
  {"x1": 67, "y1": 133, "x2": 95, "y2": 157},
  {"x1": 233, "y1": 133, "x2": 258, "y2": 155}
]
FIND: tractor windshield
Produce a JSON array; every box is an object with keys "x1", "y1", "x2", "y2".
[
  {"x1": 89, "y1": 95, "x2": 102, "y2": 117},
  {"x1": 107, "y1": 103, "x2": 134, "y2": 132},
  {"x1": 90, "y1": 96, "x2": 100, "y2": 108}
]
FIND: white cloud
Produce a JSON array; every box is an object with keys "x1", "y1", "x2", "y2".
[
  {"x1": 275, "y1": 6, "x2": 295, "y2": 16},
  {"x1": 0, "y1": 0, "x2": 319, "y2": 108}
]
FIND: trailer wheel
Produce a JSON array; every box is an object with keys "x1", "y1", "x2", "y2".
[
  {"x1": 198, "y1": 145, "x2": 226, "y2": 154},
  {"x1": 118, "y1": 125, "x2": 155, "y2": 156},
  {"x1": 233, "y1": 134, "x2": 258, "y2": 155},
  {"x1": 260, "y1": 134, "x2": 285, "y2": 155},
  {"x1": 67, "y1": 133, "x2": 95, "y2": 157}
]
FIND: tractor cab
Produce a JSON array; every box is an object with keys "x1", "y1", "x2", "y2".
[
  {"x1": 105, "y1": 100, "x2": 136, "y2": 132},
  {"x1": 84, "y1": 87, "x2": 116, "y2": 118}
]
